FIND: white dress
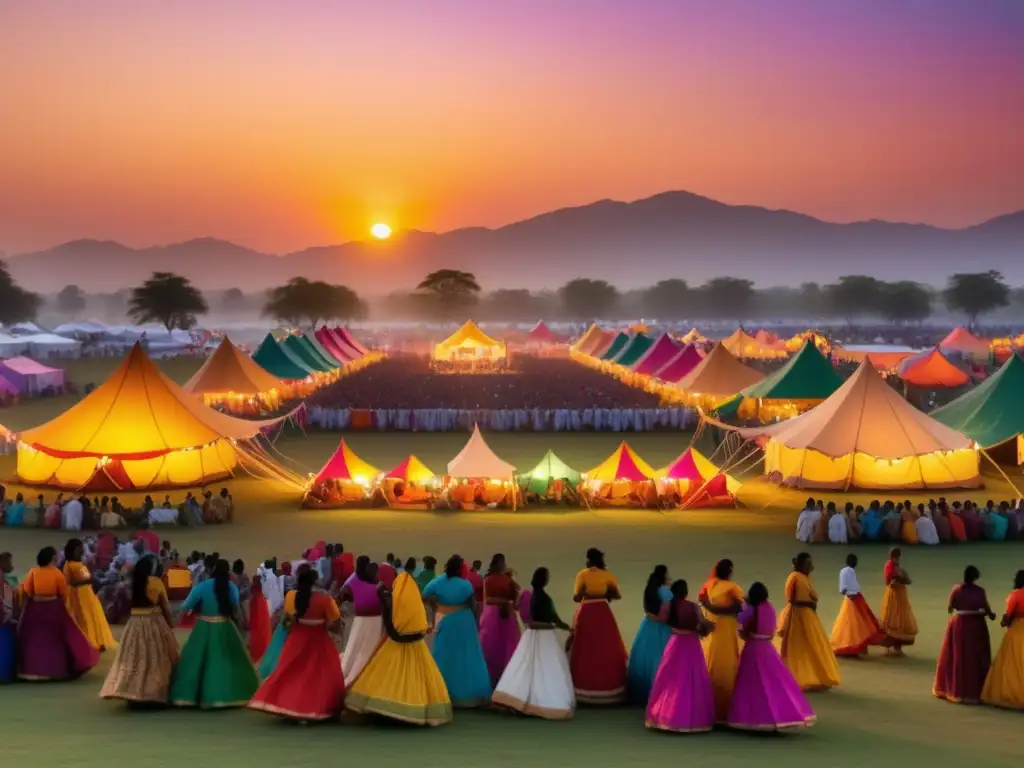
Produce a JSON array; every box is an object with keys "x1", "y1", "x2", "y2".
[
  {"x1": 492, "y1": 614, "x2": 575, "y2": 719},
  {"x1": 828, "y1": 513, "x2": 849, "y2": 544},
  {"x1": 915, "y1": 513, "x2": 940, "y2": 545}
]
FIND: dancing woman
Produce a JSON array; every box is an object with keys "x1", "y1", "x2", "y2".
[
  {"x1": 830, "y1": 554, "x2": 885, "y2": 657},
  {"x1": 699, "y1": 559, "x2": 743, "y2": 721},
  {"x1": 627, "y1": 564, "x2": 673, "y2": 705},
  {"x1": 879, "y1": 547, "x2": 918, "y2": 654},
  {"x1": 339, "y1": 557, "x2": 384, "y2": 686},
  {"x1": 100, "y1": 555, "x2": 180, "y2": 704},
  {"x1": 479, "y1": 553, "x2": 521, "y2": 685},
  {"x1": 63, "y1": 539, "x2": 118, "y2": 652},
  {"x1": 933, "y1": 565, "x2": 994, "y2": 705},
  {"x1": 981, "y1": 570, "x2": 1024, "y2": 709},
  {"x1": 570, "y1": 547, "x2": 627, "y2": 705},
  {"x1": 778, "y1": 553, "x2": 840, "y2": 691}
]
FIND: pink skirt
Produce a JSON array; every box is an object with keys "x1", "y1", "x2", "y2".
[
  {"x1": 645, "y1": 631, "x2": 715, "y2": 732},
  {"x1": 479, "y1": 604, "x2": 521, "y2": 685},
  {"x1": 727, "y1": 637, "x2": 815, "y2": 731},
  {"x1": 18, "y1": 598, "x2": 99, "y2": 681}
]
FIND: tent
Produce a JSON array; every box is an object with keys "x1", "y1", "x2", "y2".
[
  {"x1": 18, "y1": 333, "x2": 82, "y2": 358},
  {"x1": 610, "y1": 333, "x2": 653, "y2": 367},
  {"x1": 0, "y1": 373, "x2": 18, "y2": 399},
  {"x1": 303, "y1": 332, "x2": 344, "y2": 368},
  {"x1": 334, "y1": 327, "x2": 370, "y2": 356},
  {"x1": 377, "y1": 455, "x2": 437, "y2": 508},
  {"x1": 931, "y1": 353, "x2": 1024, "y2": 464},
  {"x1": 582, "y1": 441, "x2": 657, "y2": 506},
  {"x1": 721, "y1": 360, "x2": 980, "y2": 490},
  {"x1": 433, "y1": 321, "x2": 506, "y2": 364},
  {"x1": 447, "y1": 425, "x2": 516, "y2": 479},
  {"x1": 898, "y1": 348, "x2": 970, "y2": 389},
  {"x1": 784, "y1": 330, "x2": 830, "y2": 353},
  {"x1": 385, "y1": 455, "x2": 437, "y2": 485},
  {"x1": 0, "y1": 356, "x2": 66, "y2": 395},
  {"x1": 721, "y1": 329, "x2": 787, "y2": 360},
  {"x1": 653, "y1": 344, "x2": 704, "y2": 383},
  {"x1": 666, "y1": 343, "x2": 765, "y2": 408},
  {"x1": 182, "y1": 337, "x2": 286, "y2": 411},
  {"x1": 680, "y1": 328, "x2": 708, "y2": 345},
  {"x1": 517, "y1": 450, "x2": 581, "y2": 495},
  {"x1": 252, "y1": 333, "x2": 316, "y2": 382},
  {"x1": 599, "y1": 332, "x2": 631, "y2": 361},
  {"x1": 16, "y1": 343, "x2": 283, "y2": 490},
  {"x1": 526, "y1": 321, "x2": 560, "y2": 345},
  {"x1": 716, "y1": 341, "x2": 843, "y2": 422},
  {"x1": 302, "y1": 438, "x2": 379, "y2": 507},
  {"x1": 940, "y1": 327, "x2": 990, "y2": 360},
  {"x1": 0, "y1": 333, "x2": 28, "y2": 357},
  {"x1": 585, "y1": 441, "x2": 656, "y2": 482},
  {"x1": 656, "y1": 447, "x2": 739, "y2": 507},
  {"x1": 631, "y1": 333, "x2": 681, "y2": 376},
  {"x1": 586, "y1": 330, "x2": 617, "y2": 358},
  {"x1": 285, "y1": 334, "x2": 336, "y2": 373},
  {"x1": 572, "y1": 324, "x2": 607, "y2": 354},
  {"x1": 315, "y1": 327, "x2": 357, "y2": 362}
]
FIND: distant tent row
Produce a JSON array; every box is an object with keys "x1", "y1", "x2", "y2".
[{"x1": 250, "y1": 327, "x2": 380, "y2": 399}]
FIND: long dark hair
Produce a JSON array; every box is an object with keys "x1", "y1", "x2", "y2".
[
  {"x1": 747, "y1": 581, "x2": 769, "y2": 606},
  {"x1": 643, "y1": 565, "x2": 669, "y2": 615},
  {"x1": 665, "y1": 579, "x2": 689, "y2": 629},
  {"x1": 64, "y1": 538, "x2": 83, "y2": 564},
  {"x1": 355, "y1": 555, "x2": 371, "y2": 581},
  {"x1": 294, "y1": 565, "x2": 317, "y2": 619},
  {"x1": 132, "y1": 555, "x2": 156, "y2": 608},
  {"x1": 212, "y1": 559, "x2": 233, "y2": 617},
  {"x1": 445, "y1": 555, "x2": 463, "y2": 578},
  {"x1": 714, "y1": 559, "x2": 733, "y2": 580},
  {"x1": 37, "y1": 546, "x2": 57, "y2": 568},
  {"x1": 487, "y1": 553, "x2": 506, "y2": 576}
]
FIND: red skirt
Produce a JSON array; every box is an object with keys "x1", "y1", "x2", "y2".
[
  {"x1": 248, "y1": 597, "x2": 271, "y2": 663},
  {"x1": 248, "y1": 622, "x2": 346, "y2": 720},
  {"x1": 570, "y1": 600, "x2": 627, "y2": 704},
  {"x1": 933, "y1": 614, "x2": 991, "y2": 704}
]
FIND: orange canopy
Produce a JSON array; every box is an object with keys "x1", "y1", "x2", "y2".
[
  {"x1": 899, "y1": 348, "x2": 970, "y2": 388},
  {"x1": 183, "y1": 337, "x2": 284, "y2": 398}
]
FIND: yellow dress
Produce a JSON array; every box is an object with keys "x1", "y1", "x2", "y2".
[
  {"x1": 900, "y1": 509, "x2": 919, "y2": 545},
  {"x1": 981, "y1": 590, "x2": 1024, "y2": 710},
  {"x1": 777, "y1": 571, "x2": 840, "y2": 691},
  {"x1": 64, "y1": 561, "x2": 118, "y2": 651},
  {"x1": 701, "y1": 578, "x2": 744, "y2": 721},
  {"x1": 345, "y1": 572, "x2": 452, "y2": 726},
  {"x1": 880, "y1": 562, "x2": 918, "y2": 646}
]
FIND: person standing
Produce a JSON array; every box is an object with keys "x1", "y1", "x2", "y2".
[
  {"x1": 62, "y1": 539, "x2": 118, "y2": 652},
  {"x1": 777, "y1": 553, "x2": 840, "y2": 691},
  {"x1": 981, "y1": 570, "x2": 1024, "y2": 710},
  {"x1": 339, "y1": 558, "x2": 384, "y2": 686},
  {"x1": 479, "y1": 553, "x2": 521, "y2": 685},
  {"x1": 933, "y1": 566, "x2": 995, "y2": 704},
  {"x1": 627, "y1": 564, "x2": 673, "y2": 705},
  {"x1": 570, "y1": 548, "x2": 627, "y2": 705},
  {"x1": 830, "y1": 554, "x2": 885, "y2": 657},
  {"x1": 880, "y1": 547, "x2": 918, "y2": 654},
  {"x1": 699, "y1": 559, "x2": 744, "y2": 721},
  {"x1": 0, "y1": 553, "x2": 17, "y2": 683}
]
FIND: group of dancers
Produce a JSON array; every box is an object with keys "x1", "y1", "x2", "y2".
[{"x1": 1, "y1": 540, "x2": 1023, "y2": 730}]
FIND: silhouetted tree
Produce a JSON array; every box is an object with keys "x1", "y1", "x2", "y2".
[
  {"x1": 825, "y1": 275, "x2": 882, "y2": 326},
  {"x1": 220, "y1": 287, "x2": 247, "y2": 313},
  {"x1": 128, "y1": 272, "x2": 208, "y2": 334},
  {"x1": 416, "y1": 269, "x2": 481, "y2": 319},
  {"x1": 0, "y1": 261, "x2": 41, "y2": 325},
  {"x1": 943, "y1": 271, "x2": 1009, "y2": 329},
  {"x1": 262, "y1": 277, "x2": 363, "y2": 328},
  {"x1": 643, "y1": 279, "x2": 689, "y2": 318},
  {"x1": 482, "y1": 289, "x2": 549, "y2": 321},
  {"x1": 701, "y1": 277, "x2": 755, "y2": 324},
  {"x1": 798, "y1": 282, "x2": 824, "y2": 316},
  {"x1": 55, "y1": 284, "x2": 87, "y2": 318},
  {"x1": 879, "y1": 281, "x2": 932, "y2": 324},
  {"x1": 560, "y1": 278, "x2": 618, "y2": 319}
]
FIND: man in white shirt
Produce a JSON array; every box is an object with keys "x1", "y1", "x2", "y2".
[
  {"x1": 838, "y1": 555, "x2": 862, "y2": 597},
  {"x1": 827, "y1": 502, "x2": 849, "y2": 544},
  {"x1": 796, "y1": 498, "x2": 819, "y2": 543},
  {"x1": 62, "y1": 496, "x2": 83, "y2": 531},
  {"x1": 915, "y1": 504, "x2": 940, "y2": 545},
  {"x1": 148, "y1": 504, "x2": 179, "y2": 526}
]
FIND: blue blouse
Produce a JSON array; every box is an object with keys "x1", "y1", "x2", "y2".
[{"x1": 181, "y1": 579, "x2": 239, "y2": 617}]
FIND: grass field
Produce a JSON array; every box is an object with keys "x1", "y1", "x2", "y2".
[{"x1": 0, "y1": 356, "x2": 1021, "y2": 768}]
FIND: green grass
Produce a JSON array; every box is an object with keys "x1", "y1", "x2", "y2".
[{"x1": 1, "y1": 356, "x2": 1021, "y2": 767}]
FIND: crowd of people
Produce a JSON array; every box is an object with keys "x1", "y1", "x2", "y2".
[
  {"x1": 796, "y1": 497, "x2": 1024, "y2": 545},
  {"x1": 2, "y1": 536, "x2": 1022, "y2": 727},
  {"x1": 306, "y1": 355, "x2": 663, "y2": 411},
  {"x1": 0, "y1": 486, "x2": 235, "y2": 530}
]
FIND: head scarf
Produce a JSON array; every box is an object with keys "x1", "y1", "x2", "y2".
[{"x1": 391, "y1": 572, "x2": 428, "y2": 635}]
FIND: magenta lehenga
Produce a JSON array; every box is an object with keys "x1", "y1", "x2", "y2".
[
  {"x1": 727, "y1": 601, "x2": 815, "y2": 731},
  {"x1": 479, "y1": 604, "x2": 521, "y2": 685},
  {"x1": 644, "y1": 600, "x2": 715, "y2": 733}
]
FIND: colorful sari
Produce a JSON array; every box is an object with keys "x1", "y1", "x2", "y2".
[
  {"x1": 423, "y1": 575, "x2": 492, "y2": 707},
  {"x1": 728, "y1": 601, "x2": 814, "y2": 731},
  {"x1": 259, "y1": 622, "x2": 288, "y2": 679},
  {"x1": 341, "y1": 577, "x2": 383, "y2": 686},
  {"x1": 933, "y1": 583, "x2": 992, "y2": 704},
  {"x1": 701, "y1": 577, "x2": 744, "y2": 721},
  {"x1": 777, "y1": 572, "x2": 840, "y2": 691},
  {"x1": 479, "y1": 572, "x2": 521, "y2": 685},
  {"x1": 570, "y1": 568, "x2": 627, "y2": 704},
  {"x1": 981, "y1": 589, "x2": 1024, "y2": 710},
  {"x1": 64, "y1": 561, "x2": 118, "y2": 651},
  {"x1": 17, "y1": 566, "x2": 99, "y2": 681},
  {"x1": 627, "y1": 585, "x2": 673, "y2": 705},
  {"x1": 880, "y1": 560, "x2": 918, "y2": 648},
  {"x1": 645, "y1": 600, "x2": 715, "y2": 733},
  {"x1": 345, "y1": 573, "x2": 452, "y2": 726}
]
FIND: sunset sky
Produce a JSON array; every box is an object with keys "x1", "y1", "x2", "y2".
[{"x1": 2, "y1": 1, "x2": 1022, "y2": 254}]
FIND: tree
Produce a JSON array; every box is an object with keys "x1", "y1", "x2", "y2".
[
  {"x1": 559, "y1": 278, "x2": 618, "y2": 319},
  {"x1": 0, "y1": 260, "x2": 42, "y2": 325},
  {"x1": 220, "y1": 287, "x2": 248, "y2": 313},
  {"x1": 943, "y1": 271, "x2": 1010, "y2": 329},
  {"x1": 701, "y1": 277, "x2": 755, "y2": 324},
  {"x1": 879, "y1": 281, "x2": 932, "y2": 324},
  {"x1": 798, "y1": 282, "x2": 824, "y2": 316},
  {"x1": 262, "y1": 278, "x2": 363, "y2": 327},
  {"x1": 824, "y1": 275, "x2": 882, "y2": 326},
  {"x1": 482, "y1": 289, "x2": 547, "y2": 321},
  {"x1": 127, "y1": 272, "x2": 208, "y2": 334},
  {"x1": 643, "y1": 279, "x2": 689, "y2": 319},
  {"x1": 416, "y1": 269, "x2": 481, "y2": 319},
  {"x1": 55, "y1": 284, "x2": 87, "y2": 317}
]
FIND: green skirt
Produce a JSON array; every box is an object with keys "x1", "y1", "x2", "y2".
[{"x1": 170, "y1": 617, "x2": 259, "y2": 709}]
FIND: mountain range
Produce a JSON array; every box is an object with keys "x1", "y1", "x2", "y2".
[{"x1": 7, "y1": 191, "x2": 1024, "y2": 294}]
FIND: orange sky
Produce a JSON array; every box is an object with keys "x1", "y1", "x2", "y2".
[{"x1": 1, "y1": 2, "x2": 1022, "y2": 254}]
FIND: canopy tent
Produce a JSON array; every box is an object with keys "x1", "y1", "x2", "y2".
[
  {"x1": 586, "y1": 330, "x2": 617, "y2": 358},
  {"x1": 754, "y1": 329, "x2": 778, "y2": 345},
  {"x1": 652, "y1": 344, "x2": 704, "y2": 383},
  {"x1": 334, "y1": 327, "x2": 370, "y2": 356},
  {"x1": 385, "y1": 455, "x2": 437, "y2": 485},
  {"x1": 0, "y1": 373, "x2": 17, "y2": 398},
  {"x1": 940, "y1": 327, "x2": 990, "y2": 360},
  {"x1": 376, "y1": 454, "x2": 438, "y2": 508},
  {"x1": 656, "y1": 447, "x2": 739, "y2": 507},
  {"x1": 832, "y1": 346, "x2": 916, "y2": 372},
  {"x1": 252, "y1": 333, "x2": 317, "y2": 383},
  {"x1": 0, "y1": 333, "x2": 28, "y2": 357},
  {"x1": 303, "y1": 332, "x2": 344, "y2": 368},
  {"x1": 315, "y1": 327, "x2": 357, "y2": 362},
  {"x1": 721, "y1": 329, "x2": 787, "y2": 360},
  {"x1": 284, "y1": 334, "x2": 336, "y2": 373},
  {"x1": 610, "y1": 332, "x2": 653, "y2": 367},
  {"x1": 931, "y1": 353, "x2": 1024, "y2": 464},
  {"x1": 596, "y1": 332, "x2": 629, "y2": 361},
  {"x1": 585, "y1": 441, "x2": 656, "y2": 482},
  {"x1": 526, "y1": 321, "x2": 560, "y2": 345},
  {"x1": 784, "y1": 330, "x2": 830, "y2": 353},
  {"x1": 572, "y1": 324, "x2": 607, "y2": 354},
  {"x1": 16, "y1": 343, "x2": 284, "y2": 490},
  {"x1": 517, "y1": 450, "x2": 581, "y2": 494},
  {"x1": 898, "y1": 348, "x2": 970, "y2": 389},
  {"x1": 433, "y1": 321, "x2": 506, "y2": 364},
  {"x1": 447, "y1": 424, "x2": 516, "y2": 478},
  {"x1": 0, "y1": 356, "x2": 66, "y2": 395},
  {"x1": 666, "y1": 343, "x2": 765, "y2": 408},
  {"x1": 302, "y1": 438, "x2": 379, "y2": 507},
  {"x1": 717, "y1": 360, "x2": 980, "y2": 490},
  {"x1": 19, "y1": 333, "x2": 82, "y2": 358},
  {"x1": 182, "y1": 337, "x2": 286, "y2": 411},
  {"x1": 716, "y1": 341, "x2": 843, "y2": 422},
  {"x1": 680, "y1": 328, "x2": 708, "y2": 345},
  {"x1": 631, "y1": 333, "x2": 681, "y2": 376}
]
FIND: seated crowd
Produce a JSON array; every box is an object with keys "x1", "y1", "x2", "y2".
[
  {"x1": 796, "y1": 497, "x2": 1024, "y2": 545},
  {"x1": 0, "y1": 486, "x2": 235, "y2": 530}
]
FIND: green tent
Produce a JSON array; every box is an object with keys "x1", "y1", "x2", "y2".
[
  {"x1": 295, "y1": 333, "x2": 340, "y2": 370},
  {"x1": 599, "y1": 332, "x2": 630, "y2": 360},
  {"x1": 517, "y1": 450, "x2": 582, "y2": 494},
  {"x1": 285, "y1": 334, "x2": 335, "y2": 372},
  {"x1": 613, "y1": 333, "x2": 653, "y2": 366},
  {"x1": 931, "y1": 353, "x2": 1024, "y2": 460},
  {"x1": 252, "y1": 333, "x2": 314, "y2": 380},
  {"x1": 717, "y1": 340, "x2": 843, "y2": 417},
  {"x1": 303, "y1": 332, "x2": 343, "y2": 368}
]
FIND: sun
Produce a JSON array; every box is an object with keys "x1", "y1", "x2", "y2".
[{"x1": 371, "y1": 222, "x2": 392, "y2": 240}]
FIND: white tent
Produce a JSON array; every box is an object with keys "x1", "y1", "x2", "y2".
[
  {"x1": 447, "y1": 424, "x2": 516, "y2": 478},
  {"x1": 0, "y1": 333, "x2": 28, "y2": 356},
  {"x1": 21, "y1": 333, "x2": 82, "y2": 359}
]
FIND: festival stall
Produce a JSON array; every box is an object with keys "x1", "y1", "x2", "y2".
[
  {"x1": 375, "y1": 455, "x2": 438, "y2": 508},
  {"x1": 720, "y1": 329, "x2": 787, "y2": 360},
  {"x1": 252, "y1": 333, "x2": 319, "y2": 395},
  {"x1": 19, "y1": 333, "x2": 83, "y2": 358},
  {"x1": 517, "y1": 450, "x2": 581, "y2": 503},
  {"x1": 897, "y1": 348, "x2": 971, "y2": 389},
  {"x1": 940, "y1": 327, "x2": 991, "y2": 362},
  {"x1": 302, "y1": 438, "x2": 379, "y2": 507},
  {"x1": 0, "y1": 356, "x2": 66, "y2": 396},
  {"x1": 662, "y1": 343, "x2": 765, "y2": 409},
  {"x1": 617, "y1": 333, "x2": 681, "y2": 388},
  {"x1": 182, "y1": 337, "x2": 287, "y2": 413},
  {"x1": 580, "y1": 441, "x2": 657, "y2": 507},
  {"x1": 445, "y1": 425, "x2": 518, "y2": 509},
  {"x1": 432, "y1": 321, "x2": 507, "y2": 372},
  {"x1": 655, "y1": 447, "x2": 739, "y2": 508},
  {"x1": 679, "y1": 328, "x2": 708, "y2": 345}
]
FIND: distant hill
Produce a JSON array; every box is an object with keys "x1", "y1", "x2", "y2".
[{"x1": 9, "y1": 191, "x2": 1023, "y2": 293}]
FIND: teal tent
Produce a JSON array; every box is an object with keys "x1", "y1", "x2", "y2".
[
  {"x1": 285, "y1": 334, "x2": 335, "y2": 372},
  {"x1": 613, "y1": 333, "x2": 653, "y2": 367},
  {"x1": 252, "y1": 334, "x2": 314, "y2": 380},
  {"x1": 600, "y1": 332, "x2": 630, "y2": 360},
  {"x1": 303, "y1": 332, "x2": 343, "y2": 368}
]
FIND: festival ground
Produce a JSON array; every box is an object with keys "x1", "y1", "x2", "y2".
[{"x1": 1, "y1": 358, "x2": 1022, "y2": 767}]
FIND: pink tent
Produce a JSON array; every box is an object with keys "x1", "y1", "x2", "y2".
[
  {"x1": 632, "y1": 333, "x2": 681, "y2": 375},
  {"x1": 315, "y1": 327, "x2": 354, "y2": 362},
  {"x1": 333, "y1": 327, "x2": 369, "y2": 356},
  {"x1": 653, "y1": 344, "x2": 704, "y2": 383},
  {"x1": 660, "y1": 448, "x2": 735, "y2": 507},
  {"x1": 0, "y1": 356, "x2": 65, "y2": 395},
  {"x1": 0, "y1": 373, "x2": 17, "y2": 397},
  {"x1": 527, "y1": 321, "x2": 560, "y2": 344},
  {"x1": 326, "y1": 328, "x2": 363, "y2": 360}
]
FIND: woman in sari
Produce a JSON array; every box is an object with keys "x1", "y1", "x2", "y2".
[
  {"x1": 933, "y1": 565, "x2": 995, "y2": 704},
  {"x1": 17, "y1": 547, "x2": 99, "y2": 681},
  {"x1": 345, "y1": 571, "x2": 452, "y2": 726},
  {"x1": 248, "y1": 575, "x2": 271, "y2": 663},
  {"x1": 479, "y1": 553, "x2": 521, "y2": 685},
  {"x1": 627, "y1": 564, "x2": 673, "y2": 705},
  {"x1": 899, "y1": 501, "x2": 919, "y2": 544},
  {"x1": 249, "y1": 567, "x2": 346, "y2": 721},
  {"x1": 170, "y1": 558, "x2": 259, "y2": 709},
  {"x1": 570, "y1": 547, "x2": 628, "y2": 705},
  {"x1": 422, "y1": 555, "x2": 492, "y2": 708},
  {"x1": 645, "y1": 579, "x2": 715, "y2": 733},
  {"x1": 981, "y1": 570, "x2": 1024, "y2": 709},
  {"x1": 778, "y1": 553, "x2": 840, "y2": 691},
  {"x1": 880, "y1": 547, "x2": 918, "y2": 654},
  {"x1": 728, "y1": 582, "x2": 815, "y2": 731},
  {"x1": 100, "y1": 555, "x2": 179, "y2": 704},
  {"x1": 340, "y1": 558, "x2": 384, "y2": 685},
  {"x1": 63, "y1": 539, "x2": 118, "y2": 652},
  {"x1": 492, "y1": 567, "x2": 575, "y2": 720},
  {"x1": 830, "y1": 554, "x2": 885, "y2": 657},
  {"x1": 699, "y1": 559, "x2": 743, "y2": 721},
  {"x1": 0, "y1": 553, "x2": 16, "y2": 682}
]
